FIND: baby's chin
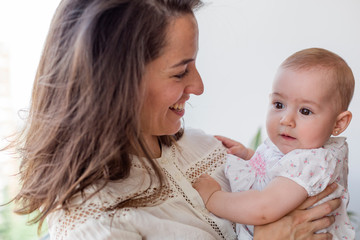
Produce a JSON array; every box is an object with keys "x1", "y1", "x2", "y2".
[
  {"x1": 279, "y1": 147, "x2": 294, "y2": 155},
  {"x1": 278, "y1": 144, "x2": 322, "y2": 155}
]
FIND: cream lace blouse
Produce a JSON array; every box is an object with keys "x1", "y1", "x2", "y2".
[{"x1": 47, "y1": 129, "x2": 237, "y2": 239}]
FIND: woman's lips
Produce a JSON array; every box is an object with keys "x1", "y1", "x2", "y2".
[
  {"x1": 169, "y1": 102, "x2": 185, "y2": 117},
  {"x1": 170, "y1": 102, "x2": 184, "y2": 110}
]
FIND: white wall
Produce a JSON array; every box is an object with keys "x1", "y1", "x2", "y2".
[
  {"x1": 188, "y1": 0, "x2": 360, "y2": 221},
  {"x1": 0, "y1": 0, "x2": 60, "y2": 124}
]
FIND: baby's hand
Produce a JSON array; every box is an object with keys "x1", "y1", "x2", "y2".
[
  {"x1": 192, "y1": 174, "x2": 221, "y2": 205},
  {"x1": 215, "y1": 135, "x2": 254, "y2": 160}
]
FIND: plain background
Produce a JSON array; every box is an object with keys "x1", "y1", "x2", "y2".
[{"x1": 1, "y1": 0, "x2": 359, "y2": 234}]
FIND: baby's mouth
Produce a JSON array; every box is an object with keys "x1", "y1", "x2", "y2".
[
  {"x1": 169, "y1": 103, "x2": 185, "y2": 112},
  {"x1": 280, "y1": 134, "x2": 296, "y2": 140}
]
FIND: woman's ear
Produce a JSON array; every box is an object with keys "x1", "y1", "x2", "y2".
[{"x1": 332, "y1": 111, "x2": 352, "y2": 136}]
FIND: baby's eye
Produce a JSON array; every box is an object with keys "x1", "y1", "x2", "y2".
[
  {"x1": 299, "y1": 108, "x2": 312, "y2": 115},
  {"x1": 274, "y1": 102, "x2": 284, "y2": 109}
]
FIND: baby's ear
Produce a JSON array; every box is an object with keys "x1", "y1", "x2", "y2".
[{"x1": 332, "y1": 111, "x2": 352, "y2": 136}]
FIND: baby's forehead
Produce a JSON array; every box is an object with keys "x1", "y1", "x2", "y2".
[
  {"x1": 281, "y1": 65, "x2": 337, "y2": 87},
  {"x1": 275, "y1": 66, "x2": 340, "y2": 103}
]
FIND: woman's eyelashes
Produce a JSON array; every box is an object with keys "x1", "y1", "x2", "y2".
[{"x1": 173, "y1": 69, "x2": 189, "y2": 79}]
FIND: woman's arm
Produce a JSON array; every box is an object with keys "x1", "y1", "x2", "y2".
[
  {"x1": 253, "y1": 183, "x2": 340, "y2": 240},
  {"x1": 194, "y1": 174, "x2": 307, "y2": 225}
]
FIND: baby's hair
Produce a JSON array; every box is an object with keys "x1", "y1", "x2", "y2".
[{"x1": 280, "y1": 48, "x2": 355, "y2": 111}]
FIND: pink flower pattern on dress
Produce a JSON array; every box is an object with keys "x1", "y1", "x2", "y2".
[
  {"x1": 249, "y1": 152, "x2": 266, "y2": 182},
  {"x1": 225, "y1": 137, "x2": 354, "y2": 239}
]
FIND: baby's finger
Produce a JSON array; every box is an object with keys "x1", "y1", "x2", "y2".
[
  {"x1": 228, "y1": 146, "x2": 247, "y2": 157},
  {"x1": 214, "y1": 135, "x2": 227, "y2": 143},
  {"x1": 199, "y1": 173, "x2": 210, "y2": 179},
  {"x1": 214, "y1": 135, "x2": 243, "y2": 149}
]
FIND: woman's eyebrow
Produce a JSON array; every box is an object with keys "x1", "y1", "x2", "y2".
[{"x1": 170, "y1": 58, "x2": 194, "y2": 68}]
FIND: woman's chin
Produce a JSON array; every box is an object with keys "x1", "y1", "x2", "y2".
[{"x1": 164, "y1": 123, "x2": 182, "y2": 136}]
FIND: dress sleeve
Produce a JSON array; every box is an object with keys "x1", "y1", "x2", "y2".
[{"x1": 268, "y1": 138, "x2": 347, "y2": 196}]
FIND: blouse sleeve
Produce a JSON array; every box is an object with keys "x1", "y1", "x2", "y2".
[
  {"x1": 65, "y1": 218, "x2": 142, "y2": 240},
  {"x1": 268, "y1": 138, "x2": 347, "y2": 196}
]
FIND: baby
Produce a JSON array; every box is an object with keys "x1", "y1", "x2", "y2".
[{"x1": 193, "y1": 48, "x2": 355, "y2": 239}]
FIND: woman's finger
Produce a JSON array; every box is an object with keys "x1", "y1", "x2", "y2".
[
  {"x1": 312, "y1": 232, "x2": 333, "y2": 240},
  {"x1": 298, "y1": 183, "x2": 337, "y2": 209},
  {"x1": 311, "y1": 216, "x2": 336, "y2": 233},
  {"x1": 301, "y1": 199, "x2": 341, "y2": 222}
]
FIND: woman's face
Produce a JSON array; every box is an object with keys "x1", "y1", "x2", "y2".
[{"x1": 140, "y1": 14, "x2": 203, "y2": 140}]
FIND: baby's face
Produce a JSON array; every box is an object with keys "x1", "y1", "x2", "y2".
[{"x1": 266, "y1": 67, "x2": 339, "y2": 154}]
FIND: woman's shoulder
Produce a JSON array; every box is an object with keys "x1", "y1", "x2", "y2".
[
  {"x1": 48, "y1": 203, "x2": 142, "y2": 239},
  {"x1": 47, "y1": 172, "x2": 154, "y2": 239},
  {"x1": 178, "y1": 128, "x2": 221, "y2": 150},
  {"x1": 171, "y1": 128, "x2": 229, "y2": 184},
  {"x1": 47, "y1": 182, "x2": 150, "y2": 239},
  {"x1": 174, "y1": 128, "x2": 225, "y2": 162}
]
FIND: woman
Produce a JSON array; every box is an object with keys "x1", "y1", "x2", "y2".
[{"x1": 10, "y1": 0, "x2": 340, "y2": 239}]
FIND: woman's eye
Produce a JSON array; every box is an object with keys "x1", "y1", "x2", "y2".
[
  {"x1": 300, "y1": 108, "x2": 312, "y2": 115},
  {"x1": 174, "y1": 69, "x2": 189, "y2": 79},
  {"x1": 274, "y1": 102, "x2": 284, "y2": 109}
]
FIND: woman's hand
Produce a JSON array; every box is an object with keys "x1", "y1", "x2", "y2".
[
  {"x1": 215, "y1": 135, "x2": 254, "y2": 160},
  {"x1": 192, "y1": 174, "x2": 221, "y2": 205},
  {"x1": 253, "y1": 183, "x2": 341, "y2": 240}
]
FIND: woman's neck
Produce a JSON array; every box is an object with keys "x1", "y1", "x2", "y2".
[{"x1": 142, "y1": 134, "x2": 162, "y2": 158}]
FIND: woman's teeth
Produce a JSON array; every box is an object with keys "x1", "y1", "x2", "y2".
[{"x1": 170, "y1": 103, "x2": 184, "y2": 111}]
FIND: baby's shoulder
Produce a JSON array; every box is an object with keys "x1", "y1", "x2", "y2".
[{"x1": 286, "y1": 137, "x2": 348, "y2": 160}]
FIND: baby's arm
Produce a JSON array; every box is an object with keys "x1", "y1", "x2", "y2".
[
  {"x1": 193, "y1": 174, "x2": 222, "y2": 206},
  {"x1": 215, "y1": 135, "x2": 254, "y2": 160},
  {"x1": 193, "y1": 174, "x2": 307, "y2": 225}
]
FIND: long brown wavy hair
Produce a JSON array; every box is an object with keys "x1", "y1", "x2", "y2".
[{"x1": 7, "y1": 0, "x2": 202, "y2": 231}]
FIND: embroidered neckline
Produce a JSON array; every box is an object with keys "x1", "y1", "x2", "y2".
[{"x1": 54, "y1": 142, "x2": 230, "y2": 239}]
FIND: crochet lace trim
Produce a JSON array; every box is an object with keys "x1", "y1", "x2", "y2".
[{"x1": 54, "y1": 144, "x2": 227, "y2": 239}]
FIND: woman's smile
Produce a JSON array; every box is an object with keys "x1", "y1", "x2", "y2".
[{"x1": 169, "y1": 101, "x2": 188, "y2": 116}]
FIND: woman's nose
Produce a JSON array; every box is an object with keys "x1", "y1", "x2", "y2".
[
  {"x1": 280, "y1": 112, "x2": 296, "y2": 127},
  {"x1": 185, "y1": 68, "x2": 204, "y2": 96}
]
